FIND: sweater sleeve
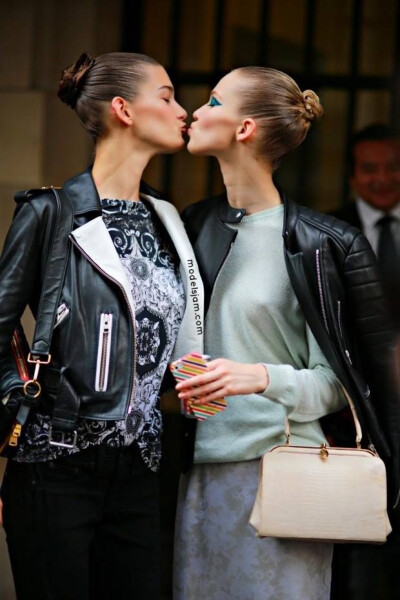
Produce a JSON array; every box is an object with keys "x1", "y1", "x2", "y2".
[{"x1": 261, "y1": 324, "x2": 347, "y2": 422}]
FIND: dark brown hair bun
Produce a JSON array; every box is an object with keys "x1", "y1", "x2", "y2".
[
  {"x1": 58, "y1": 52, "x2": 95, "y2": 109},
  {"x1": 58, "y1": 52, "x2": 159, "y2": 141}
]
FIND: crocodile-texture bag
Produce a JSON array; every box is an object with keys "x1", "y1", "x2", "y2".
[{"x1": 249, "y1": 386, "x2": 392, "y2": 544}]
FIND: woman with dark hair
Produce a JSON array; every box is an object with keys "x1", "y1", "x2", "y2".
[
  {"x1": 0, "y1": 52, "x2": 204, "y2": 600},
  {"x1": 173, "y1": 67, "x2": 400, "y2": 599}
]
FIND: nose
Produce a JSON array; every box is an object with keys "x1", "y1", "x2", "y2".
[
  {"x1": 192, "y1": 108, "x2": 200, "y2": 121},
  {"x1": 176, "y1": 102, "x2": 187, "y2": 121},
  {"x1": 375, "y1": 166, "x2": 389, "y2": 183}
]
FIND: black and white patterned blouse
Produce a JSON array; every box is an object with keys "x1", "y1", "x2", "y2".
[{"x1": 15, "y1": 198, "x2": 185, "y2": 471}]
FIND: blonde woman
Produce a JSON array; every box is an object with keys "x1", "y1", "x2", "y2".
[{"x1": 174, "y1": 67, "x2": 399, "y2": 599}]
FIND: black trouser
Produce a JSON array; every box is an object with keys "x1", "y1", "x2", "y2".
[
  {"x1": 331, "y1": 524, "x2": 400, "y2": 600},
  {"x1": 1, "y1": 444, "x2": 160, "y2": 600}
]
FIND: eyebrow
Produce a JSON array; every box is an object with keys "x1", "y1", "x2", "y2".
[
  {"x1": 159, "y1": 85, "x2": 174, "y2": 93},
  {"x1": 210, "y1": 90, "x2": 222, "y2": 99}
]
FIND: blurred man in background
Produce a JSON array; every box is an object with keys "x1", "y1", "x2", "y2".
[
  {"x1": 331, "y1": 123, "x2": 400, "y2": 600},
  {"x1": 333, "y1": 123, "x2": 400, "y2": 323}
]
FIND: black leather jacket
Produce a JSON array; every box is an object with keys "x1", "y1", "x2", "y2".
[
  {"x1": 181, "y1": 193, "x2": 400, "y2": 506},
  {"x1": 0, "y1": 169, "x2": 204, "y2": 429}
]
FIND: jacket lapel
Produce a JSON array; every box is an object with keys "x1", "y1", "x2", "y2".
[
  {"x1": 65, "y1": 169, "x2": 205, "y2": 359},
  {"x1": 141, "y1": 194, "x2": 204, "y2": 358},
  {"x1": 70, "y1": 217, "x2": 136, "y2": 319}
]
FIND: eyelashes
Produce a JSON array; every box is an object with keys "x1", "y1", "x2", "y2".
[{"x1": 208, "y1": 96, "x2": 222, "y2": 107}]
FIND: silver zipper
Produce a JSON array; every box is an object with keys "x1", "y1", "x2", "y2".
[
  {"x1": 95, "y1": 313, "x2": 113, "y2": 392},
  {"x1": 315, "y1": 249, "x2": 329, "y2": 331},
  {"x1": 337, "y1": 300, "x2": 343, "y2": 339},
  {"x1": 70, "y1": 237, "x2": 136, "y2": 410},
  {"x1": 54, "y1": 303, "x2": 70, "y2": 329},
  {"x1": 344, "y1": 349, "x2": 353, "y2": 365},
  {"x1": 337, "y1": 300, "x2": 353, "y2": 364}
]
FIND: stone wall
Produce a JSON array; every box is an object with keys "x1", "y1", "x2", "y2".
[{"x1": 0, "y1": 2, "x2": 122, "y2": 596}]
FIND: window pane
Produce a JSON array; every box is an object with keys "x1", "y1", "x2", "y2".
[
  {"x1": 221, "y1": 0, "x2": 262, "y2": 69},
  {"x1": 360, "y1": 0, "x2": 396, "y2": 76},
  {"x1": 311, "y1": 91, "x2": 348, "y2": 211},
  {"x1": 276, "y1": 91, "x2": 347, "y2": 211},
  {"x1": 177, "y1": 0, "x2": 216, "y2": 71},
  {"x1": 314, "y1": 0, "x2": 352, "y2": 74},
  {"x1": 268, "y1": 0, "x2": 306, "y2": 72},
  {"x1": 142, "y1": 0, "x2": 173, "y2": 65},
  {"x1": 355, "y1": 91, "x2": 392, "y2": 130}
]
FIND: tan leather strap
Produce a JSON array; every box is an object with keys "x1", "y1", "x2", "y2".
[{"x1": 284, "y1": 383, "x2": 362, "y2": 448}]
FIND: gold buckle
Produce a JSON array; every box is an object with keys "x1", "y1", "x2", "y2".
[
  {"x1": 27, "y1": 353, "x2": 51, "y2": 365},
  {"x1": 23, "y1": 379, "x2": 42, "y2": 398}
]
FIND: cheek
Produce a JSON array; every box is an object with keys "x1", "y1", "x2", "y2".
[
  {"x1": 192, "y1": 116, "x2": 236, "y2": 149},
  {"x1": 352, "y1": 174, "x2": 371, "y2": 190},
  {"x1": 134, "y1": 107, "x2": 182, "y2": 148},
  {"x1": 136, "y1": 105, "x2": 176, "y2": 132}
]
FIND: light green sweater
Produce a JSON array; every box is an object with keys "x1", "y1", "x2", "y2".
[{"x1": 194, "y1": 205, "x2": 346, "y2": 463}]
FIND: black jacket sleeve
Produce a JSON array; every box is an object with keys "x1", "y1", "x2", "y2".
[
  {"x1": 0, "y1": 202, "x2": 42, "y2": 396},
  {"x1": 344, "y1": 231, "x2": 400, "y2": 505}
]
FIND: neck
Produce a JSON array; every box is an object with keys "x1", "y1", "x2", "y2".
[
  {"x1": 217, "y1": 152, "x2": 281, "y2": 214},
  {"x1": 92, "y1": 134, "x2": 153, "y2": 202}
]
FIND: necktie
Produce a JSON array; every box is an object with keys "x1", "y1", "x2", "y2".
[
  {"x1": 376, "y1": 215, "x2": 397, "y2": 282},
  {"x1": 376, "y1": 215, "x2": 400, "y2": 320}
]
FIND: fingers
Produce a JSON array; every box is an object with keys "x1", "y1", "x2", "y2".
[
  {"x1": 191, "y1": 388, "x2": 226, "y2": 404},
  {"x1": 178, "y1": 377, "x2": 224, "y2": 401},
  {"x1": 175, "y1": 371, "x2": 214, "y2": 391},
  {"x1": 175, "y1": 359, "x2": 222, "y2": 391}
]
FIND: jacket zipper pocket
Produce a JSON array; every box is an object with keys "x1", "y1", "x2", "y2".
[
  {"x1": 315, "y1": 249, "x2": 329, "y2": 331},
  {"x1": 54, "y1": 303, "x2": 70, "y2": 329},
  {"x1": 337, "y1": 300, "x2": 353, "y2": 365},
  {"x1": 70, "y1": 235, "x2": 136, "y2": 415},
  {"x1": 95, "y1": 313, "x2": 113, "y2": 392}
]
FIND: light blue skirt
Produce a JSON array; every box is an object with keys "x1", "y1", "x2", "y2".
[{"x1": 174, "y1": 459, "x2": 332, "y2": 600}]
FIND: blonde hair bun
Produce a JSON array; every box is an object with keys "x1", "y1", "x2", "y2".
[{"x1": 302, "y1": 90, "x2": 324, "y2": 121}]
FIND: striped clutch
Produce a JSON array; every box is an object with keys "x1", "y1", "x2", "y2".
[{"x1": 170, "y1": 352, "x2": 227, "y2": 421}]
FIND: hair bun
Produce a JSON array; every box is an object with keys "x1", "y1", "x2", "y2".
[
  {"x1": 302, "y1": 90, "x2": 323, "y2": 122},
  {"x1": 58, "y1": 52, "x2": 95, "y2": 108}
]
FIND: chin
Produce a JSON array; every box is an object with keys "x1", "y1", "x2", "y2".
[
  {"x1": 369, "y1": 195, "x2": 400, "y2": 211},
  {"x1": 163, "y1": 138, "x2": 186, "y2": 153},
  {"x1": 187, "y1": 140, "x2": 208, "y2": 155}
]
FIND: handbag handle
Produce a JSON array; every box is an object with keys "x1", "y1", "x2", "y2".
[
  {"x1": 284, "y1": 383, "x2": 362, "y2": 448},
  {"x1": 29, "y1": 188, "x2": 74, "y2": 361}
]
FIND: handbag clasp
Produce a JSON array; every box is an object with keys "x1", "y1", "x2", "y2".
[{"x1": 320, "y1": 444, "x2": 329, "y2": 461}]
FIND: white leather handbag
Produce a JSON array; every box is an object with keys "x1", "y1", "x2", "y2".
[{"x1": 249, "y1": 386, "x2": 392, "y2": 543}]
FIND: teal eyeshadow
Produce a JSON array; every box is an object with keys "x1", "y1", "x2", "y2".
[{"x1": 208, "y1": 96, "x2": 222, "y2": 107}]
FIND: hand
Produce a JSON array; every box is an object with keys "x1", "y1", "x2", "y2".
[{"x1": 176, "y1": 358, "x2": 269, "y2": 404}]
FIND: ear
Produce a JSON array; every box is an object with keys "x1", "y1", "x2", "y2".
[
  {"x1": 236, "y1": 118, "x2": 256, "y2": 142},
  {"x1": 110, "y1": 96, "x2": 133, "y2": 126}
]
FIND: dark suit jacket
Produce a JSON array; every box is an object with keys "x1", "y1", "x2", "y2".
[{"x1": 331, "y1": 202, "x2": 362, "y2": 231}]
